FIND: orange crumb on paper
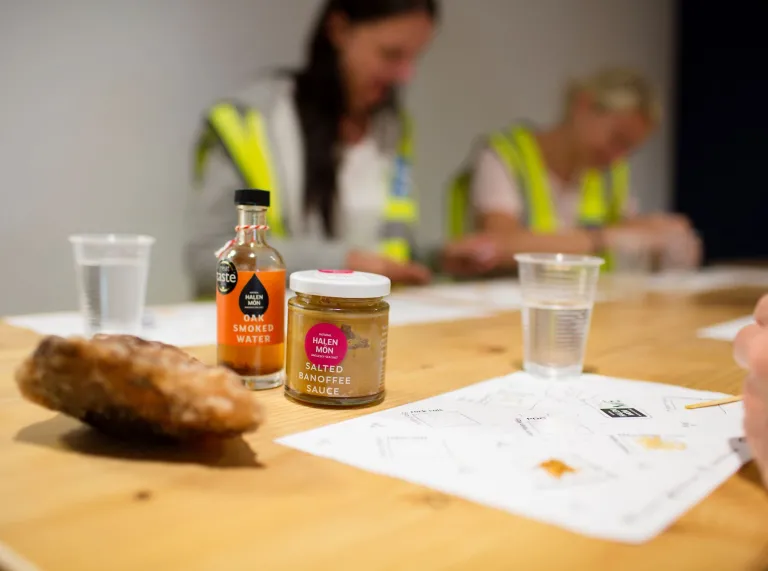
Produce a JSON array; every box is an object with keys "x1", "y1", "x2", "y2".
[
  {"x1": 636, "y1": 436, "x2": 686, "y2": 451},
  {"x1": 539, "y1": 459, "x2": 577, "y2": 479}
]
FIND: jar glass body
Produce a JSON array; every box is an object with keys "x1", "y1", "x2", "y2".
[{"x1": 285, "y1": 293, "x2": 389, "y2": 407}]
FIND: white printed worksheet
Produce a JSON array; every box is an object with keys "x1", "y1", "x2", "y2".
[{"x1": 276, "y1": 372, "x2": 750, "y2": 543}]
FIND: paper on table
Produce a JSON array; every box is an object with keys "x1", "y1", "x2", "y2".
[
  {"x1": 723, "y1": 267, "x2": 768, "y2": 287},
  {"x1": 4, "y1": 303, "x2": 219, "y2": 348},
  {"x1": 648, "y1": 267, "x2": 768, "y2": 294},
  {"x1": 4, "y1": 311, "x2": 87, "y2": 338},
  {"x1": 4, "y1": 288, "x2": 495, "y2": 346},
  {"x1": 277, "y1": 372, "x2": 750, "y2": 543},
  {"x1": 387, "y1": 295, "x2": 496, "y2": 326},
  {"x1": 697, "y1": 315, "x2": 754, "y2": 342},
  {"x1": 647, "y1": 269, "x2": 740, "y2": 293},
  {"x1": 399, "y1": 279, "x2": 523, "y2": 311}
]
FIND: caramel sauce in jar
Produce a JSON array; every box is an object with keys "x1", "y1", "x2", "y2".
[{"x1": 285, "y1": 270, "x2": 390, "y2": 407}]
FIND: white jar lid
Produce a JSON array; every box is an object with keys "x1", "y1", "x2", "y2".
[{"x1": 289, "y1": 269, "x2": 391, "y2": 299}]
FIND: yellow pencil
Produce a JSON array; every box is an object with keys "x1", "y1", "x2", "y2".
[{"x1": 685, "y1": 395, "x2": 743, "y2": 410}]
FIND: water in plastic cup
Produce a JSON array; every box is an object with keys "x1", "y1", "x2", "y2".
[
  {"x1": 515, "y1": 253, "x2": 604, "y2": 379},
  {"x1": 69, "y1": 234, "x2": 155, "y2": 336}
]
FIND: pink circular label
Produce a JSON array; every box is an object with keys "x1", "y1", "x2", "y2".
[
  {"x1": 318, "y1": 269, "x2": 353, "y2": 274},
  {"x1": 305, "y1": 323, "x2": 348, "y2": 366}
]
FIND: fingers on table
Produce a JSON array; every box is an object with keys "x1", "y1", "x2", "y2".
[
  {"x1": 733, "y1": 295, "x2": 768, "y2": 370},
  {"x1": 754, "y1": 294, "x2": 768, "y2": 326},
  {"x1": 734, "y1": 323, "x2": 762, "y2": 369},
  {"x1": 746, "y1": 328, "x2": 768, "y2": 378},
  {"x1": 744, "y1": 374, "x2": 768, "y2": 473}
]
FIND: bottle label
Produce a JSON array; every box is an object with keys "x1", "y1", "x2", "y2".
[{"x1": 217, "y1": 265, "x2": 285, "y2": 346}]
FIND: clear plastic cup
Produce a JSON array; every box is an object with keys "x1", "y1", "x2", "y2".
[
  {"x1": 69, "y1": 234, "x2": 155, "y2": 336},
  {"x1": 515, "y1": 253, "x2": 604, "y2": 379},
  {"x1": 605, "y1": 231, "x2": 653, "y2": 299},
  {"x1": 658, "y1": 230, "x2": 703, "y2": 287}
]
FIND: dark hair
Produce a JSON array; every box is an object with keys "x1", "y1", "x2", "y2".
[{"x1": 294, "y1": 0, "x2": 439, "y2": 237}]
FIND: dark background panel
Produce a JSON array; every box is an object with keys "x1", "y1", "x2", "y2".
[{"x1": 674, "y1": 0, "x2": 768, "y2": 263}]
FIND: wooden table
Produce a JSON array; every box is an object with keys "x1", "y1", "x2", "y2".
[{"x1": 2, "y1": 287, "x2": 768, "y2": 571}]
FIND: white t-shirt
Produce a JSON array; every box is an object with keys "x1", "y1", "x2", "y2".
[
  {"x1": 294, "y1": 136, "x2": 388, "y2": 251},
  {"x1": 271, "y1": 92, "x2": 389, "y2": 251},
  {"x1": 334, "y1": 137, "x2": 389, "y2": 250},
  {"x1": 470, "y1": 147, "x2": 636, "y2": 229}
]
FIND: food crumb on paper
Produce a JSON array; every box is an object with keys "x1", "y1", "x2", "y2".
[{"x1": 539, "y1": 459, "x2": 578, "y2": 479}]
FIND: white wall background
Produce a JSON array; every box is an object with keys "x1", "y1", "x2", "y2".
[{"x1": 0, "y1": 0, "x2": 674, "y2": 315}]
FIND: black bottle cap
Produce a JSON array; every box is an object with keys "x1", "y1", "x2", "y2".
[{"x1": 234, "y1": 189, "x2": 270, "y2": 207}]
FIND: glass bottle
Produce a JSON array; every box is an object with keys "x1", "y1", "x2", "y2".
[{"x1": 216, "y1": 189, "x2": 285, "y2": 390}]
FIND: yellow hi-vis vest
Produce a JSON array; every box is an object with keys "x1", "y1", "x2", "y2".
[
  {"x1": 448, "y1": 124, "x2": 630, "y2": 239},
  {"x1": 194, "y1": 102, "x2": 418, "y2": 263}
]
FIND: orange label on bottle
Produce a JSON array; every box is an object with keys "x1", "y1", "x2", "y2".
[{"x1": 216, "y1": 262, "x2": 285, "y2": 346}]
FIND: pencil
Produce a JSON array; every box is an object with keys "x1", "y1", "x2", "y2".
[{"x1": 685, "y1": 395, "x2": 743, "y2": 410}]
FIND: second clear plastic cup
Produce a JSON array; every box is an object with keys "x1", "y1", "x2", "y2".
[
  {"x1": 69, "y1": 234, "x2": 155, "y2": 336},
  {"x1": 604, "y1": 232, "x2": 653, "y2": 299},
  {"x1": 515, "y1": 253, "x2": 604, "y2": 379},
  {"x1": 659, "y1": 230, "x2": 703, "y2": 287}
]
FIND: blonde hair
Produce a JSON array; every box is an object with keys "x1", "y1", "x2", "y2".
[{"x1": 566, "y1": 67, "x2": 661, "y2": 124}]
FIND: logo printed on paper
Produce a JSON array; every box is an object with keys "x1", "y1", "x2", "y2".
[
  {"x1": 597, "y1": 399, "x2": 648, "y2": 418},
  {"x1": 600, "y1": 407, "x2": 647, "y2": 418},
  {"x1": 305, "y1": 323, "x2": 348, "y2": 366}
]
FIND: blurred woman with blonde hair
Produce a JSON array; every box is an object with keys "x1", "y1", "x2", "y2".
[{"x1": 441, "y1": 67, "x2": 701, "y2": 275}]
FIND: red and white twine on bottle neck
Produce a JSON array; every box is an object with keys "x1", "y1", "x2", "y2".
[{"x1": 214, "y1": 224, "x2": 270, "y2": 259}]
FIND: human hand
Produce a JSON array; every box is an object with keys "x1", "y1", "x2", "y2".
[
  {"x1": 661, "y1": 229, "x2": 703, "y2": 270},
  {"x1": 440, "y1": 234, "x2": 505, "y2": 277},
  {"x1": 733, "y1": 294, "x2": 768, "y2": 488},
  {"x1": 345, "y1": 250, "x2": 431, "y2": 285},
  {"x1": 603, "y1": 226, "x2": 666, "y2": 258},
  {"x1": 608, "y1": 213, "x2": 702, "y2": 269},
  {"x1": 640, "y1": 213, "x2": 702, "y2": 269},
  {"x1": 624, "y1": 213, "x2": 693, "y2": 236}
]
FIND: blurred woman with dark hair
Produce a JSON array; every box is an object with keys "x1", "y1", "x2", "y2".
[{"x1": 187, "y1": 0, "x2": 439, "y2": 296}]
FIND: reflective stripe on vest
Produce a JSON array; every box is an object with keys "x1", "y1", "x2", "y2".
[
  {"x1": 198, "y1": 102, "x2": 417, "y2": 263},
  {"x1": 608, "y1": 160, "x2": 629, "y2": 222},
  {"x1": 446, "y1": 133, "x2": 528, "y2": 240},
  {"x1": 379, "y1": 112, "x2": 418, "y2": 262},
  {"x1": 447, "y1": 171, "x2": 471, "y2": 240},
  {"x1": 203, "y1": 102, "x2": 287, "y2": 237},
  {"x1": 488, "y1": 125, "x2": 629, "y2": 233}
]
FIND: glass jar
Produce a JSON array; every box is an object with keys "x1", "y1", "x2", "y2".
[{"x1": 285, "y1": 270, "x2": 391, "y2": 407}]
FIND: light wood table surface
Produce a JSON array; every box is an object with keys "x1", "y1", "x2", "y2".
[{"x1": 1, "y1": 287, "x2": 768, "y2": 571}]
